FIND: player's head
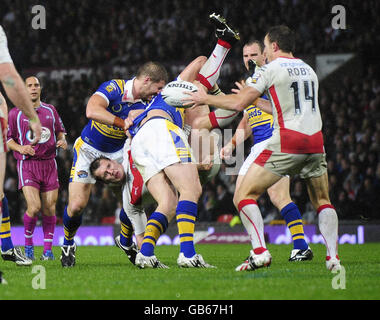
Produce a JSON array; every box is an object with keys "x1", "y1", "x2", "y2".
[
  {"x1": 264, "y1": 25, "x2": 295, "y2": 62},
  {"x1": 89, "y1": 156, "x2": 125, "y2": 184},
  {"x1": 135, "y1": 61, "x2": 168, "y2": 101},
  {"x1": 25, "y1": 76, "x2": 42, "y2": 103},
  {"x1": 243, "y1": 39, "x2": 265, "y2": 69}
]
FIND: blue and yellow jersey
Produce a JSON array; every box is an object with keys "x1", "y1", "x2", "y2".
[
  {"x1": 81, "y1": 78, "x2": 147, "y2": 153},
  {"x1": 245, "y1": 95, "x2": 273, "y2": 144},
  {"x1": 129, "y1": 93, "x2": 185, "y2": 137}
]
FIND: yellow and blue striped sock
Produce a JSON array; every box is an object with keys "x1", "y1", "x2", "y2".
[
  {"x1": 281, "y1": 202, "x2": 308, "y2": 250},
  {"x1": 119, "y1": 208, "x2": 133, "y2": 247},
  {"x1": 176, "y1": 200, "x2": 197, "y2": 258},
  {"x1": 63, "y1": 206, "x2": 82, "y2": 246},
  {"x1": 140, "y1": 212, "x2": 168, "y2": 257},
  {"x1": 1, "y1": 197, "x2": 14, "y2": 252}
]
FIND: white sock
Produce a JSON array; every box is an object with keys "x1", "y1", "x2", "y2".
[
  {"x1": 238, "y1": 199, "x2": 267, "y2": 253},
  {"x1": 197, "y1": 40, "x2": 231, "y2": 90},
  {"x1": 318, "y1": 205, "x2": 339, "y2": 258}
]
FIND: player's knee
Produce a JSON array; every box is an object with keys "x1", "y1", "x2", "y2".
[
  {"x1": 268, "y1": 189, "x2": 291, "y2": 210},
  {"x1": 43, "y1": 204, "x2": 56, "y2": 216},
  {"x1": 232, "y1": 193, "x2": 240, "y2": 209},
  {"x1": 195, "y1": 55, "x2": 207, "y2": 67},
  {"x1": 191, "y1": 115, "x2": 209, "y2": 130},
  {"x1": 27, "y1": 203, "x2": 41, "y2": 216},
  {"x1": 68, "y1": 200, "x2": 86, "y2": 216}
]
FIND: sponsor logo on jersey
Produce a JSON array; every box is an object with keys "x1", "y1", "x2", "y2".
[
  {"x1": 77, "y1": 170, "x2": 88, "y2": 178},
  {"x1": 26, "y1": 126, "x2": 51, "y2": 144}
]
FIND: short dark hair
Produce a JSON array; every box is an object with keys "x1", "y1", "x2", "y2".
[
  {"x1": 89, "y1": 156, "x2": 110, "y2": 180},
  {"x1": 266, "y1": 25, "x2": 295, "y2": 53},
  {"x1": 136, "y1": 61, "x2": 168, "y2": 83},
  {"x1": 244, "y1": 39, "x2": 265, "y2": 53}
]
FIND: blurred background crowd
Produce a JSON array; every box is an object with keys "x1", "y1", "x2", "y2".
[{"x1": 1, "y1": 0, "x2": 379, "y2": 226}]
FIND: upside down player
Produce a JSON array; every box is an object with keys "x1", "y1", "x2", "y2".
[
  {"x1": 81, "y1": 13, "x2": 241, "y2": 268},
  {"x1": 185, "y1": 25, "x2": 341, "y2": 272},
  {"x1": 93, "y1": 13, "x2": 240, "y2": 269},
  {"x1": 60, "y1": 62, "x2": 168, "y2": 267},
  {"x1": 220, "y1": 39, "x2": 312, "y2": 271}
]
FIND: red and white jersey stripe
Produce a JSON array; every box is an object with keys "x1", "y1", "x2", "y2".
[{"x1": 248, "y1": 57, "x2": 324, "y2": 154}]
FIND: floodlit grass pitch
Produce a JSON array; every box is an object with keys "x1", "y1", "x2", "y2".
[{"x1": 1, "y1": 243, "x2": 380, "y2": 300}]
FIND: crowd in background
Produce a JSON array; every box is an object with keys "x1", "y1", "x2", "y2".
[{"x1": 1, "y1": 0, "x2": 379, "y2": 225}]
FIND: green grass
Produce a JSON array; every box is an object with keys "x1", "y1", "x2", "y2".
[{"x1": 1, "y1": 243, "x2": 380, "y2": 300}]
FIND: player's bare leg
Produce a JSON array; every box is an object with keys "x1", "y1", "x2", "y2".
[
  {"x1": 135, "y1": 171, "x2": 177, "y2": 269},
  {"x1": 60, "y1": 182, "x2": 93, "y2": 267}
]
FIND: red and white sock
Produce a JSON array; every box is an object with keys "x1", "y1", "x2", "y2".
[
  {"x1": 24, "y1": 212, "x2": 38, "y2": 247},
  {"x1": 42, "y1": 215, "x2": 56, "y2": 253},
  {"x1": 238, "y1": 199, "x2": 267, "y2": 254},
  {"x1": 317, "y1": 204, "x2": 339, "y2": 259},
  {"x1": 197, "y1": 39, "x2": 231, "y2": 90}
]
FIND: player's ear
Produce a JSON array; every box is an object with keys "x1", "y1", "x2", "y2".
[
  {"x1": 143, "y1": 76, "x2": 151, "y2": 84},
  {"x1": 272, "y1": 41, "x2": 280, "y2": 52}
]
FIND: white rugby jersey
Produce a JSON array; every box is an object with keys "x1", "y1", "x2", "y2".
[
  {"x1": 248, "y1": 57, "x2": 324, "y2": 154},
  {"x1": 0, "y1": 26, "x2": 13, "y2": 64}
]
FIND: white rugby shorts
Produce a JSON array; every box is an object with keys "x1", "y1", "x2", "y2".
[
  {"x1": 131, "y1": 118, "x2": 194, "y2": 182},
  {"x1": 238, "y1": 139, "x2": 269, "y2": 176}
]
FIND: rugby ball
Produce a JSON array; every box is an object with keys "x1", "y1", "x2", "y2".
[{"x1": 161, "y1": 80, "x2": 198, "y2": 108}]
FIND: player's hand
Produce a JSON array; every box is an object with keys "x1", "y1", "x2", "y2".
[
  {"x1": 123, "y1": 117, "x2": 133, "y2": 132},
  {"x1": 220, "y1": 143, "x2": 234, "y2": 160},
  {"x1": 183, "y1": 83, "x2": 208, "y2": 107},
  {"x1": 19, "y1": 145, "x2": 35, "y2": 156},
  {"x1": 56, "y1": 139, "x2": 68, "y2": 150},
  {"x1": 231, "y1": 81, "x2": 245, "y2": 94},
  {"x1": 28, "y1": 117, "x2": 42, "y2": 145}
]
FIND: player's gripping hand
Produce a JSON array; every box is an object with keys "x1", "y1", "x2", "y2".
[
  {"x1": 183, "y1": 82, "x2": 208, "y2": 108},
  {"x1": 220, "y1": 141, "x2": 235, "y2": 160},
  {"x1": 231, "y1": 81, "x2": 245, "y2": 94}
]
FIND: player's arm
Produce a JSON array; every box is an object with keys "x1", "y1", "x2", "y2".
[
  {"x1": 0, "y1": 63, "x2": 41, "y2": 144},
  {"x1": 220, "y1": 112, "x2": 252, "y2": 160},
  {"x1": 184, "y1": 85, "x2": 262, "y2": 112},
  {"x1": 0, "y1": 92, "x2": 7, "y2": 123},
  {"x1": 86, "y1": 94, "x2": 124, "y2": 127},
  {"x1": 232, "y1": 80, "x2": 272, "y2": 115},
  {"x1": 255, "y1": 98, "x2": 272, "y2": 115},
  {"x1": 7, "y1": 138, "x2": 35, "y2": 156},
  {"x1": 56, "y1": 131, "x2": 67, "y2": 150}
]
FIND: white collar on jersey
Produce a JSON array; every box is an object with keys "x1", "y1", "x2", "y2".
[{"x1": 122, "y1": 77, "x2": 142, "y2": 104}]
